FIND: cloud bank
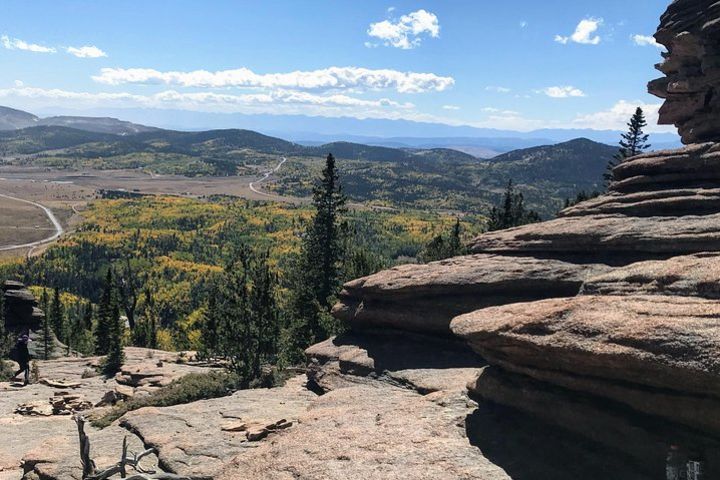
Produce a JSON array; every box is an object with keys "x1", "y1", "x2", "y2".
[{"x1": 93, "y1": 66, "x2": 454, "y2": 94}]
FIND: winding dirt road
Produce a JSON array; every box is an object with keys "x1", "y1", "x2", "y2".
[
  {"x1": 249, "y1": 157, "x2": 287, "y2": 197},
  {"x1": 0, "y1": 193, "x2": 63, "y2": 251}
]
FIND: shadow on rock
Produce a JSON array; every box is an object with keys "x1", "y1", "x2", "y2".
[{"x1": 465, "y1": 367, "x2": 720, "y2": 480}]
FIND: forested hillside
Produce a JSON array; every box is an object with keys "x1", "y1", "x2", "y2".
[{"x1": 0, "y1": 195, "x2": 483, "y2": 352}]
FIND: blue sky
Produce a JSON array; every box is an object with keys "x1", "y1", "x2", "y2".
[{"x1": 0, "y1": 0, "x2": 673, "y2": 132}]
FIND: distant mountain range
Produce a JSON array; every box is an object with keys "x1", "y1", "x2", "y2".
[
  {"x1": 0, "y1": 105, "x2": 640, "y2": 215},
  {"x1": 20, "y1": 106, "x2": 683, "y2": 155},
  {"x1": 0, "y1": 106, "x2": 159, "y2": 135}
]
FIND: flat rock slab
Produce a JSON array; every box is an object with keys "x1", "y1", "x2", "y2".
[
  {"x1": 451, "y1": 295, "x2": 720, "y2": 433},
  {"x1": 120, "y1": 376, "x2": 316, "y2": 478},
  {"x1": 216, "y1": 384, "x2": 511, "y2": 480},
  {"x1": 333, "y1": 254, "x2": 609, "y2": 334},
  {"x1": 560, "y1": 188, "x2": 720, "y2": 217},
  {"x1": 582, "y1": 252, "x2": 720, "y2": 298},
  {"x1": 468, "y1": 213, "x2": 720, "y2": 263}
]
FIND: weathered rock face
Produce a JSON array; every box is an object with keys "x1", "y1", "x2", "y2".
[
  {"x1": 469, "y1": 212, "x2": 720, "y2": 263},
  {"x1": 3, "y1": 281, "x2": 44, "y2": 331},
  {"x1": 451, "y1": 295, "x2": 720, "y2": 434},
  {"x1": 582, "y1": 252, "x2": 720, "y2": 298},
  {"x1": 332, "y1": 254, "x2": 610, "y2": 334},
  {"x1": 649, "y1": 0, "x2": 720, "y2": 144}
]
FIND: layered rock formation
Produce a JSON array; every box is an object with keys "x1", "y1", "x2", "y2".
[
  {"x1": 3, "y1": 281, "x2": 44, "y2": 332},
  {"x1": 304, "y1": 3, "x2": 720, "y2": 477},
  {"x1": 649, "y1": 0, "x2": 720, "y2": 144}
]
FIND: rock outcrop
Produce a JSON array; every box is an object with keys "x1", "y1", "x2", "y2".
[
  {"x1": 451, "y1": 295, "x2": 720, "y2": 435},
  {"x1": 3, "y1": 281, "x2": 44, "y2": 332},
  {"x1": 332, "y1": 254, "x2": 609, "y2": 334},
  {"x1": 582, "y1": 252, "x2": 720, "y2": 298},
  {"x1": 304, "y1": 3, "x2": 720, "y2": 476},
  {"x1": 649, "y1": 0, "x2": 720, "y2": 144}
]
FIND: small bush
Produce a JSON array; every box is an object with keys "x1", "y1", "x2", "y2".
[
  {"x1": 92, "y1": 371, "x2": 236, "y2": 429},
  {"x1": 0, "y1": 360, "x2": 15, "y2": 381}
]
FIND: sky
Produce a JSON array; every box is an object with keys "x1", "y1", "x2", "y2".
[{"x1": 0, "y1": 0, "x2": 675, "y2": 133}]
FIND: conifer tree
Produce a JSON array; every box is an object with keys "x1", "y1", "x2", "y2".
[
  {"x1": 99, "y1": 268, "x2": 124, "y2": 376},
  {"x1": 419, "y1": 218, "x2": 468, "y2": 262},
  {"x1": 605, "y1": 107, "x2": 651, "y2": 186},
  {"x1": 41, "y1": 309, "x2": 54, "y2": 360},
  {"x1": 50, "y1": 288, "x2": 64, "y2": 343},
  {"x1": 306, "y1": 153, "x2": 347, "y2": 310},
  {"x1": 103, "y1": 296, "x2": 124, "y2": 376},
  {"x1": 486, "y1": 180, "x2": 541, "y2": 232},
  {"x1": 284, "y1": 154, "x2": 347, "y2": 362},
  {"x1": 95, "y1": 269, "x2": 114, "y2": 355}
]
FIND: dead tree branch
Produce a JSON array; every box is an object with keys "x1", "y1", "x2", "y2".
[{"x1": 72, "y1": 415, "x2": 193, "y2": 480}]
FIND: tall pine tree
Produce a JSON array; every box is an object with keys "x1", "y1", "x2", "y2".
[
  {"x1": 50, "y1": 288, "x2": 64, "y2": 344},
  {"x1": 99, "y1": 268, "x2": 124, "y2": 376},
  {"x1": 605, "y1": 107, "x2": 651, "y2": 187},
  {"x1": 284, "y1": 154, "x2": 347, "y2": 362},
  {"x1": 306, "y1": 153, "x2": 348, "y2": 310},
  {"x1": 95, "y1": 269, "x2": 114, "y2": 355}
]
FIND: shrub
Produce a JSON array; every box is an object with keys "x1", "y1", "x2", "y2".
[{"x1": 92, "y1": 371, "x2": 236, "y2": 428}]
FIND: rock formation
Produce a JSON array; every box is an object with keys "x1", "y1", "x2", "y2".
[
  {"x1": 3, "y1": 280, "x2": 44, "y2": 332},
  {"x1": 305, "y1": 2, "x2": 720, "y2": 477},
  {"x1": 649, "y1": 0, "x2": 720, "y2": 144}
]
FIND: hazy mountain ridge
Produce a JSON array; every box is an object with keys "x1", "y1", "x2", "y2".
[
  {"x1": 0, "y1": 106, "x2": 619, "y2": 215},
  {"x1": 11, "y1": 105, "x2": 683, "y2": 152}
]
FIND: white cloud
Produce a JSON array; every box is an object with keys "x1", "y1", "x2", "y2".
[
  {"x1": 442, "y1": 105, "x2": 460, "y2": 110},
  {"x1": 1, "y1": 35, "x2": 56, "y2": 53},
  {"x1": 555, "y1": 18, "x2": 603, "y2": 45},
  {"x1": 14, "y1": 80, "x2": 24, "y2": 87},
  {"x1": 572, "y1": 100, "x2": 674, "y2": 132},
  {"x1": 67, "y1": 45, "x2": 107, "y2": 58},
  {"x1": 0, "y1": 85, "x2": 433, "y2": 124},
  {"x1": 367, "y1": 9, "x2": 439, "y2": 49},
  {"x1": 93, "y1": 66, "x2": 454, "y2": 94},
  {"x1": 538, "y1": 86, "x2": 586, "y2": 98},
  {"x1": 485, "y1": 86, "x2": 511, "y2": 93},
  {"x1": 631, "y1": 34, "x2": 664, "y2": 49}
]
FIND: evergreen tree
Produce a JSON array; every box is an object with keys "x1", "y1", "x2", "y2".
[
  {"x1": 605, "y1": 107, "x2": 651, "y2": 186},
  {"x1": 95, "y1": 269, "x2": 114, "y2": 355},
  {"x1": 420, "y1": 218, "x2": 467, "y2": 262},
  {"x1": 50, "y1": 288, "x2": 64, "y2": 343},
  {"x1": 202, "y1": 247, "x2": 281, "y2": 386},
  {"x1": 41, "y1": 309, "x2": 54, "y2": 360},
  {"x1": 82, "y1": 300, "x2": 94, "y2": 332},
  {"x1": 486, "y1": 180, "x2": 541, "y2": 232},
  {"x1": 306, "y1": 153, "x2": 348, "y2": 309},
  {"x1": 100, "y1": 269, "x2": 124, "y2": 376},
  {"x1": 284, "y1": 153, "x2": 348, "y2": 362},
  {"x1": 249, "y1": 250, "x2": 280, "y2": 375}
]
